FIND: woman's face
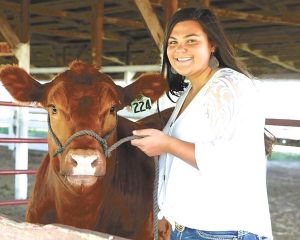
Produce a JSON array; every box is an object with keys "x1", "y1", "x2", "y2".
[{"x1": 167, "y1": 20, "x2": 214, "y2": 79}]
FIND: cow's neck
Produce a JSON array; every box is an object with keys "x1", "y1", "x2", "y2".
[{"x1": 47, "y1": 157, "x2": 106, "y2": 228}]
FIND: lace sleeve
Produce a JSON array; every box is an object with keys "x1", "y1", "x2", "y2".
[{"x1": 204, "y1": 72, "x2": 240, "y2": 141}]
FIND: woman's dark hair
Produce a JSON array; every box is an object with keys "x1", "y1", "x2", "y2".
[{"x1": 161, "y1": 7, "x2": 249, "y2": 97}]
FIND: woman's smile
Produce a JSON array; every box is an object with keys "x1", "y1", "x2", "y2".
[{"x1": 176, "y1": 57, "x2": 192, "y2": 62}]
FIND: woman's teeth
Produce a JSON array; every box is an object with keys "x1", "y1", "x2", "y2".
[{"x1": 176, "y1": 57, "x2": 192, "y2": 62}]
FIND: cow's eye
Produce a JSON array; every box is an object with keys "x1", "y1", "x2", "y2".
[
  {"x1": 110, "y1": 105, "x2": 116, "y2": 114},
  {"x1": 49, "y1": 105, "x2": 57, "y2": 114}
]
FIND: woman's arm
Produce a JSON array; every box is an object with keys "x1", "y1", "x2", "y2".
[{"x1": 131, "y1": 129, "x2": 197, "y2": 168}]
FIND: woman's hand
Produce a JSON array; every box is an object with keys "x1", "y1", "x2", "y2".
[
  {"x1": 131, "y1": 129, "x2": 170, "y2": 157},
  {"x1": 131, "y1": 128, "x2": 198, "y2": 168}
]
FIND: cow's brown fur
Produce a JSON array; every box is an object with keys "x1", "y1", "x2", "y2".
[{"x1": 0, "y1": 60, "x2": 170, "y2": 240}]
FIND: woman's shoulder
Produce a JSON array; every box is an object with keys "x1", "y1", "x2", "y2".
[
  {"x1": 211, "y1": 67, "x2": 255, "y2": 91},
  {"x1": 214, "y1": 68, "x2": 251, "y2": 81}
]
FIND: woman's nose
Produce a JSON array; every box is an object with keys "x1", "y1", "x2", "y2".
[{"x1": 174, "y1": 43, "x2": 187, "y2": 53}]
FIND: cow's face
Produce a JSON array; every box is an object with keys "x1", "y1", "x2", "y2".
[
  {"x1": 0, "y1": 60, "x2": 167, "y2": 188},
  {"x1": 44, "y1": 63, "x2": 121, "y2": 187}
]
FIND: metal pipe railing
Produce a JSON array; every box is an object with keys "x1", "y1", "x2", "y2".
[
  {"x1": 0, "y1": 200, "x2": 28, "y2": 206},
  {"x1": 0, "y1": 170, "x2": 37, "y2": 175},
  {"x1": 0, "y1": 138, "x2": 47, "y2": 143}
]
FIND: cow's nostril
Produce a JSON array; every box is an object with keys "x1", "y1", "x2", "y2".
[
  {"x1": 70, "y1": 158, "x2": 78, "y2": 167},
  {"x1": 91, "y1": 159, "x2": 98, "y2": 168}
]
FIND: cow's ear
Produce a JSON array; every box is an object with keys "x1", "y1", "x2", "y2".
[
  {"x1": 121, "y1": 73, "x2": 168, "y2": 106},
  {"x1": 0, "y1": 65, "x2": 44, "y2": 103}
]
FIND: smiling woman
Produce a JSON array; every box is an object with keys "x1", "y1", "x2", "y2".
[{"x1": 131, "y1": 8, "x2": 273, "y2": 240}]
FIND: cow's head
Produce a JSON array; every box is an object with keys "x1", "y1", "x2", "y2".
[{"x1": 0, "y1": 60, "x2": 167, "y2": 189}]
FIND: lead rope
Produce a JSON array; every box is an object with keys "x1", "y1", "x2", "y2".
[
  {"x1": 109, "y1": 137, "x2": 159, "y2": 240},
  {"x1": 153, "y1": 156, "x2": 159, "y2": 240}
]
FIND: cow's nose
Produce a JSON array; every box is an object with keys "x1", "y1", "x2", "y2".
[
  {"x1": 71, "y1": 154, "x2": 97, "y2": 168},
  {"x1": 67, "y1": 149, "x2": 102, "y2": 175}
]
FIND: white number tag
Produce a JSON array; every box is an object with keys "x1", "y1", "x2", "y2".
[{"x1": 131, "y1": 95, "x2": 152, "y2": 113}]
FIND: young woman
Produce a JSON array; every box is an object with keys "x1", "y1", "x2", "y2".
[{"x1": 131, "y1": 8, "x2": 273, "y2": 240}]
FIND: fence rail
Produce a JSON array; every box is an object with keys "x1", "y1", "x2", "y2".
[
  {"x1": 0, "y1": 170, "x2": 37, "y2": 175},
  {"x1": 266, "y1": 118, "x2": 300, "y2": 127},
  {"x1": 0, "y1": 138, "x2": 47, "y2": 143},
  {"x1": 0, "y1": 101, "x2": 38, "y2": 108},
  {"x1": 0, "y1": 200, "x2": 29, "y2": 206}
]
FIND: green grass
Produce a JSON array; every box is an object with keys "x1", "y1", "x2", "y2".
[
  {"x1": 28, "y1": 129, "x2": 47, "y2": 138},
  {"x1": 268, "y1": 151, "x2": 300, "y2": 161},
  {"x1": 0, "y1": 128, "x2": 47, "y2": 137},
  {"x1": 0, "y1": 127, "x2": 9, "y2": 134}
]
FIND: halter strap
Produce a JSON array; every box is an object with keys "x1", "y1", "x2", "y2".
[{"x1": 47, "y1": 115, "x2": 115, "y2": 158}]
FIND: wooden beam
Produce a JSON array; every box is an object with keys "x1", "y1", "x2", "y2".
[
  {"x1": 0, "y1": 1, "x2": 144, "y2": 29},
  {"x1": 1, "y1": 1, "x2": 300, "y2": 28},
  {"x1": 0, "y1": 13, "x2": 21, "y2": 49},
  {"x1": 163, "y1": 0, "x2": 178, "y2": 27},
  {"x1": 91, "y1": 0, "x2": 104, "y2": 69},
  {"x1": 0, "y1": 42, "x2": 13, "y2": 56},
  {"x1": 31, "y1": 26, "x2": 125, "y2": 42},
  {"x1": 229, "y1": 30, "x2": 300, "y2": 45},
  {"x1": 212, "y1": 7, "x2": 300, "y2": 27},
  {"x1": 236, "y1": 43, "x2": 300, "y2": 73},
  {"x1": 103, "y1": 55, "x2": 125, "y2": 65},
  {"x1": 0, "y1": 11, "x2": 31, "y2": 66},
  {"x1": 241, "y1": 0, "x2": 277, "y2": 15},
  {"x1": 134, "y1": 0, "x2": 164, "y2": 51},
  {"x1": 104, "y1": 16, "x2": 144, "y2": 29},
  {"x1": 20, "y1": 0, "x2": 30, "y2": 43}
]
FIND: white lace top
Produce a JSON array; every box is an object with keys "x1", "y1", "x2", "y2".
[{"x1": 158, "y1": 68, "x2": 273, "y2": 238}]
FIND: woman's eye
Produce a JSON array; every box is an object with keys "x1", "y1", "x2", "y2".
[
  {"x1": 168, "y1": 41, "x2": 177, "y2": 46},
  {"x1": 187, "y1": 39, "x2": 196, "y2": 44},
  {"x1": 50, "y1": 105, "x2": 57, "y2": 114}
]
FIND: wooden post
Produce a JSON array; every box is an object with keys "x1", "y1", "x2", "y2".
[
  {"x1": 202, "y1": 0, "x2": 210, "y2": 8},
  {"x1": 20, "y1": 0, "x2": 30, "y2": 43},
  {"x1": 15, "y1": 0, "x2": 31, "y2": 200},
  {"x1": 134, "y1": 0, "x2": 164, "y2": 52},
  {"x1": 163, "y1": 0, "x2": 178, "y2": 28},
  {"x1": 91, "y1": 0, "x2": 104, "y2": 69}
]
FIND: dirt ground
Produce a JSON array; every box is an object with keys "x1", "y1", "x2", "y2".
[{"x1": 0, "y1": 146, "x2": 299, "y2": 240}]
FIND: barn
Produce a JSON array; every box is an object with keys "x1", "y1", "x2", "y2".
[{"x1": 0, "y1": 0, "x2": 300, "y2": 239}]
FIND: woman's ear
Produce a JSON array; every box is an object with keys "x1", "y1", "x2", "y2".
[{"x1": 211, "y1": 45, "x2": 216, "y2": 53}]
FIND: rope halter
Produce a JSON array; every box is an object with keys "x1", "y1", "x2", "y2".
[
  {"x1": 47, "y1": 115, "x2": 142, "y2": 158},
  {"x1": 48, "y1": 115, "x2": 115, "y2": 158}
]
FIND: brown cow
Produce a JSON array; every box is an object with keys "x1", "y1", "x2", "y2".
[{"x1": 0, "y1": 60, "x2": 170, "y2": 240}]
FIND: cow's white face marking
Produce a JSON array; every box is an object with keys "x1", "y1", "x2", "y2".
[{"x1": 71, "y1": 154, "x2": 97, "y2": 175}]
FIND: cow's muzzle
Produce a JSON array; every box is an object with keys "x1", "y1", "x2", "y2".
[{"x1": 62, "y1": 149, "x2": 106, "y2": 186}]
